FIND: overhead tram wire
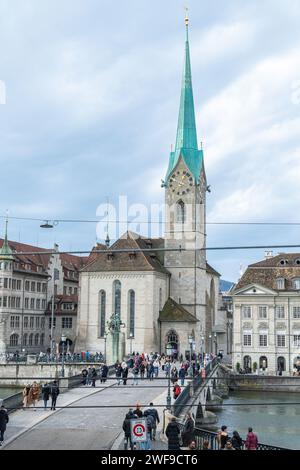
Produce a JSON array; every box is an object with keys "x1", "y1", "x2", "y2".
[
  {"x1": 5, "y1": 243, "x2": 300, "y2": 256},
  {"x1": 2, "y1": 214, "x2": 300, "y2": 226}
]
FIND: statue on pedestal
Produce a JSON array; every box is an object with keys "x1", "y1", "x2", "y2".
[{"x1": 106, "y1": 312, "x2": 125, "y2": 364}]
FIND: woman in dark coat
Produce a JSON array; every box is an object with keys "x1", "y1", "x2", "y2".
[
  {"x1": 182, "y1": 411, "x2": 195, "y2": 446},
  {"x1": 0, "y1": 405, "x2": 9, "y2": 446},
  {"x1": 231, "y1": 430, "x2": 243, "y2": 450},
  {"x1": 122, "y1": 366, "x2": 129, "y2": 385},
  {"x1": 165, "y1": 417, "x2": 181, "y2": 450}
]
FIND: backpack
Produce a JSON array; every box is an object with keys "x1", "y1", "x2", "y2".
[{"x1": 146, "y1": 414, "x2": 155, "y2": 432}]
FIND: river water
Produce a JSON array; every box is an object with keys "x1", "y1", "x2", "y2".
[
  {"x1": 214, "y1": 391, "x2": 300, "y2": 450},
  {"x1": 0, "y1": 388, "x2": 21, "y2": 400}
]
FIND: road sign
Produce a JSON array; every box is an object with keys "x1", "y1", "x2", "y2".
[{"x1": 130, "y1": 419, "x2": 147, "y2": 443}]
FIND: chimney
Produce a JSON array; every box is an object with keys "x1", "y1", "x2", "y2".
[{"x1": 265, "y1": 250, "x2": 273, "y2": 260}]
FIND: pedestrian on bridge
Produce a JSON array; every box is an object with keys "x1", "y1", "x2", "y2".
[
  {"x1": 179, "y1": 366, "x2": 186, "y2": 387},
  {"x1": 115, "y1": 363, "x2": 122, "y2": 386},
  {"x1": 122, "y1": 364, "x2": 128, "y2": 385},
  {"x1": 100, "y1": 364, "x2": 109, "y2": 384},
  {"x1": 182, "y1": 411, "x2": 195, "y2": 447},
  {"x1": 30, "y1": 382, "x2": 40, "y2": 411},
  {"x1": 50, "y1": 381, "x2": 60, "y2": 411},
  {"x1": 122, "y1": 409, "x2": 135, "y2": 450},
  {"x1": 0, "y1": 405, "x2": 9, "y2": 446},
  {"x1": 165, "y1": 417, "x2": 181, "y2": 451},
  {"x1": 42, "y1": 383, "x2": 51, "y2": 410},
  {"x1": 143, "y1": 402, "x2": 160, "y2": 441},
  {"x1": 245, "y1": 427, "x2": 258, "y2": 450}
]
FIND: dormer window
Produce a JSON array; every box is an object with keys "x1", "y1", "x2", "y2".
[
  {"x1": 107, "y1": 253, "x2": 114, "y2": 261},
  {"x1": 293, "y1": 278, "x2": 300, "y2": 290},
  {"x1": 279, "y1": 259, "x2": 288, "y2": 266},
  {"x1": 276, "y1": 278, "x2": 285, "y2": 290},
  {"x1": 129, "y1": 252, "x2": 136, "y2": 260},
  {"x1": 295, "y1": 259, "x2": 300, "y2": 266}
]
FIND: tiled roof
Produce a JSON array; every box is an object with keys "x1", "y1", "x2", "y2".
[
  {"x1": 159, "y1": 297, "x2": 198, "y2": 322},
  {"x1": 82, "y1": 231, "x2": 169, "y2": 275},
  {"x1": 234, "y1": 253, "x2": 300, "y2": 292}
]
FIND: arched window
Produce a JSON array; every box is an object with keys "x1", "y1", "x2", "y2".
[
  {"x1": 23, "y1": 334, "x2": 28, "y2": 346},
  {"x1": 34, "y1": 334, "x2": 39, "y2": 346},
  {"x1": 259, "y1": 356, "x2": 268, "y2": 370},
  {"x1": 128, "y1": 290, "x2": 135, "y2": 338},
  {"x1": 113, "y1": 280, "x2": 121, "y2": 316},
  {"x1": 243, "y1": 355, "x2": 252, "y2": 372},
  {"x1": 10, "y1": 334, "x2": 19, "y2": 347},
  {"x1": 176, "y1": 200, "x2": 185, "y2": 224},
  {"x1": 40, "y1": 334, "x2": 44, "y2": 346},
  {"x1": 99, "y1": 290, "x2": 106, "y2": 338},
  {"x1": 29, "y1": 334, "x2": 33, "y2": 346}
]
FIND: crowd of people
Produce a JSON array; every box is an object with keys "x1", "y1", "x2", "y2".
[
  {"x1": 215, "y1": 425, "x2": 259, "y2": 451},
  {"x1": 122, "y1": 402, "x2": 160, "y2": 450}
]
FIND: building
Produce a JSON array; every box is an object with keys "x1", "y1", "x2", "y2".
[
  {"x1": 76, "y1": 18, "x2": 222, "y2": 359},
  {"x1": 0, "y1": 221, "x2": 87, "y2": 355},
  {"x1": 232, "y1": 251, "x2": 300, "y2": 375}
]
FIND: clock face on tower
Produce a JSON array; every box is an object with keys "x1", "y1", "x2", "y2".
[{"x1": 169, "y1": 170, "x2": 194, "y2": 196}]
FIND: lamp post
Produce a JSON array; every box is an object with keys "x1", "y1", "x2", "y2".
[
  {"x1": 166, "y1": 362, "x2": 171, "y2": 410},
  {"x1": 129, "y1": 332, "x2": 133, "y2": 355},
  {"x1": 104, "y1": 332, "x2": 107, "y2": 364},
  {"x1": 214, "y1": 332, "x2": 217, "y2": 356},
  {"x1": 188, "y1": 334, "x2": 193, "y2": 361},
  {"x1": 200, "y1": 336, "x2": 204, "y2": 364},
  {"x1": 61, "y1": 333, "x2": 66, "y2": 377},
  {"x1": 209, "y1": 334, "x2": 212, "y2": 354}
]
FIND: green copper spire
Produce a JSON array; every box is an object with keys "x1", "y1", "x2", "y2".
[
  {"x1": 0, "y1": 215, "x2": 14, "y2": 261},
  {"x1": 165, "y1": 15, "x2": 203, "y2": 183}
]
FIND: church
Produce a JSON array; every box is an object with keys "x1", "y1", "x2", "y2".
[{"x1": 76, "y1": 17, "x2": 221, "y2": 359}]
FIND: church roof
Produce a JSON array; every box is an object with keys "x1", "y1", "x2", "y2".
[
  {"x1": 82, "y1": 231, "x2": 170, "y2": 275},
  {"x1": 159, "y1": 297, "x2": 198, "y2": 323},
  {"x1": 165, "y1": 19, "x2": 203, "y2": 183}
]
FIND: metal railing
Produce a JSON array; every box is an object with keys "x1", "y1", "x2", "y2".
[
  {"x1": 194, "y1": 427, "x2": 290, "y2": 450},
  {"x1": 173, "y1": 357, "x2": 218, "y2": 416}
]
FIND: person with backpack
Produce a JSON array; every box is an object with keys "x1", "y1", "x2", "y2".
[
  {"x1": 179, "y1": 366, "x2": 186, "y2": 387},
  {"x1": 245, "y1": 427, "x2": 258, "y2": 450},
  {"x1": 50, "y1": 381, "x2": 60, "y2": 411},
  {"x1": 173, "y1": 382, "x2": 181, "y2": 400},
  {"x1": 41, "y1": 382, "x2": 51, "y2": 410},
  {"x1": 122, "y1": 409, "x2": 135, "y2": 450},
  {"x1": 217, "y1": 425, "x2": 229, "y2": 449},
  {"x1": 143, "y1": 403, "x2": 160, "y2": 440}
]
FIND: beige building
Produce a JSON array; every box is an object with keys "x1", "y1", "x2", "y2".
[{"x1": 232, "y1": 252, "x2": 300, "y2": 375}]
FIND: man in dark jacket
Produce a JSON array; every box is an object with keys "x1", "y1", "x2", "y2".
[
  {"x1": 143, "y1": 403, "x2": 160, "y2": 440},
  {"x1": 122, "y1": 409, "x2": 135, "y2": 450},
  {"x1": 50, "y1": 381, "x2": 60, "y2": 411},
  {"x1": 100, "y1": 364, "x2": 109, "y2": 384},
  {"x1": 165, "y1": 417, "x2": 181, "y2": 451},
  {"x1": 182, "y1": 411, "x2": 195, "y2": 446},
  {"x1": 0, "y1": 405, "x2": 9, "y2": 446},
  {"x1": 42, "y1": 382, "x2": 51, "y2": 410}
]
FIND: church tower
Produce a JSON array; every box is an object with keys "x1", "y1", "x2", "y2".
[{"x1": 163, "y1": 15, "x2": 208, "y2": 345}]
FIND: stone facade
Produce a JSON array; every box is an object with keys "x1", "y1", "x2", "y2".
[{"x1": 232, "y1": 252, "x2": 300, "y2": 375}]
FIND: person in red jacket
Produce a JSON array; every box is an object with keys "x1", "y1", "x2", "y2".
[
  {"x1": 173, "y1": 382, "x2": 181, "y2": 400},
  {"x1": 245, "y1": 427, "x2": 258, "y2": 450}
]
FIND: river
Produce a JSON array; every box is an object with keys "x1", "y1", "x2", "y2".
[
  {"x1": 214, "y1": 391, "x2": 300, "y2": 449},
  {"x1": 0, "y1": 388, "x2": 21, "y2": 400}
]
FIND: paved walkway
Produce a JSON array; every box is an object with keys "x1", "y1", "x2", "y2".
[{"x1": 1, "y1": 369, "x2": 181, "y2": 450}]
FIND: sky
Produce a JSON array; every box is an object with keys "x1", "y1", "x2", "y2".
[{"x1": 0, "y1": 0, "x2": 300, "y2": 282}]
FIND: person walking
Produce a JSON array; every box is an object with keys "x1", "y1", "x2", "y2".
[
  {"x1": 149, "y1": 362, "x2": 155, "y2": 381},
  {"x1": 100, "y1": 363, "x2": 109, "y2": 384},
  {"x1": 245, "y1": 427, "x2": 258, "y2": 450},
  {"x1": 171, "y1": 366, "x2": 178, "y2": 384},
  {"x1": 50, "y1": 381, "x2": 60, "y2": 411},
  {"x1": 87, "y1": 366, "x2": 93, "y2": 386},
  {"x1": 91, "y1": 366, "x2": 97, "y2": 387},
  {"x1": 122, "y1": 364, "x2": 128, "y2": 385},
  {"x1": 153, "y1": 359, "x2": 159, "y2": 378},
  {"x1": 139, "y1": 361, "x2": 146, "y2": 380},
  {"x1": 173, "y1": 382, "x2": 181, "y2": 400},
  {"x1": 81, "y1": 368, "x2": 88, "y2": 386},
  {"x1": 22, "y1": 384, "x2": 31, "y2": 410},
  {"x1": 30, "y1": 382, "x2": 40, "y2": 411},
  {"x1": 133, "y1": 403, "x2": 143, "y2": 418},
  {"x1": 165, "y1": 417, "x2": 181, "y2": 451},
  {"x1": 143, "y1": 403, "x2": 160, "y2": 441},
  {"x1": 182, "y1": 411, "x2": 195, "y2": 447},
  {"x1": 224, "y1": 440, "x2": 235, "y2": 451},
  {"x1": 122, "y1": 409, "x2": 135, "y2": 450},
  {"x1": 132, "y1": 364, "x2": 139, "y2": 386},
  {"x1": 0, "y1": 405, "x2": 9, "y2": 446},
  {"x1": 115, "y1": 363, "x2": 122, "y2": 386},
  {"x1": 231, "y1": 430, "x2": 243, "y2": 450},
  {"x1": 179, "y1": 366, "x2": 186, "y2": 387},
  {"x1": 41, "y1": 382, "x2": 51, "y2": 410}
]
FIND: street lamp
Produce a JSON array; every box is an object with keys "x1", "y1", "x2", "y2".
[
  {"x1": 166, "y1": 362, "x2": 171, "y2": 410},
  {"x1": 200, "y1": 336, "x2": 204, "y2": 364},
  {"x1": 214, "y1": 332, "x2": 217, "y2": 356},
  {"x1": 188, "y1": 334, "x2": 193, "y2": 362},
  {"x1": 129, "y1": 332, "x2": 133, "y2": 355},
  {"x1": 209, "y1": 334, "x2": 212, "y2": 354},
  {"x1": 104, "y1": 332, "x2": 107, "y2": 364},
  {"x1": 61, "y1": 333, "x2": 66, "y2": 377}
]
